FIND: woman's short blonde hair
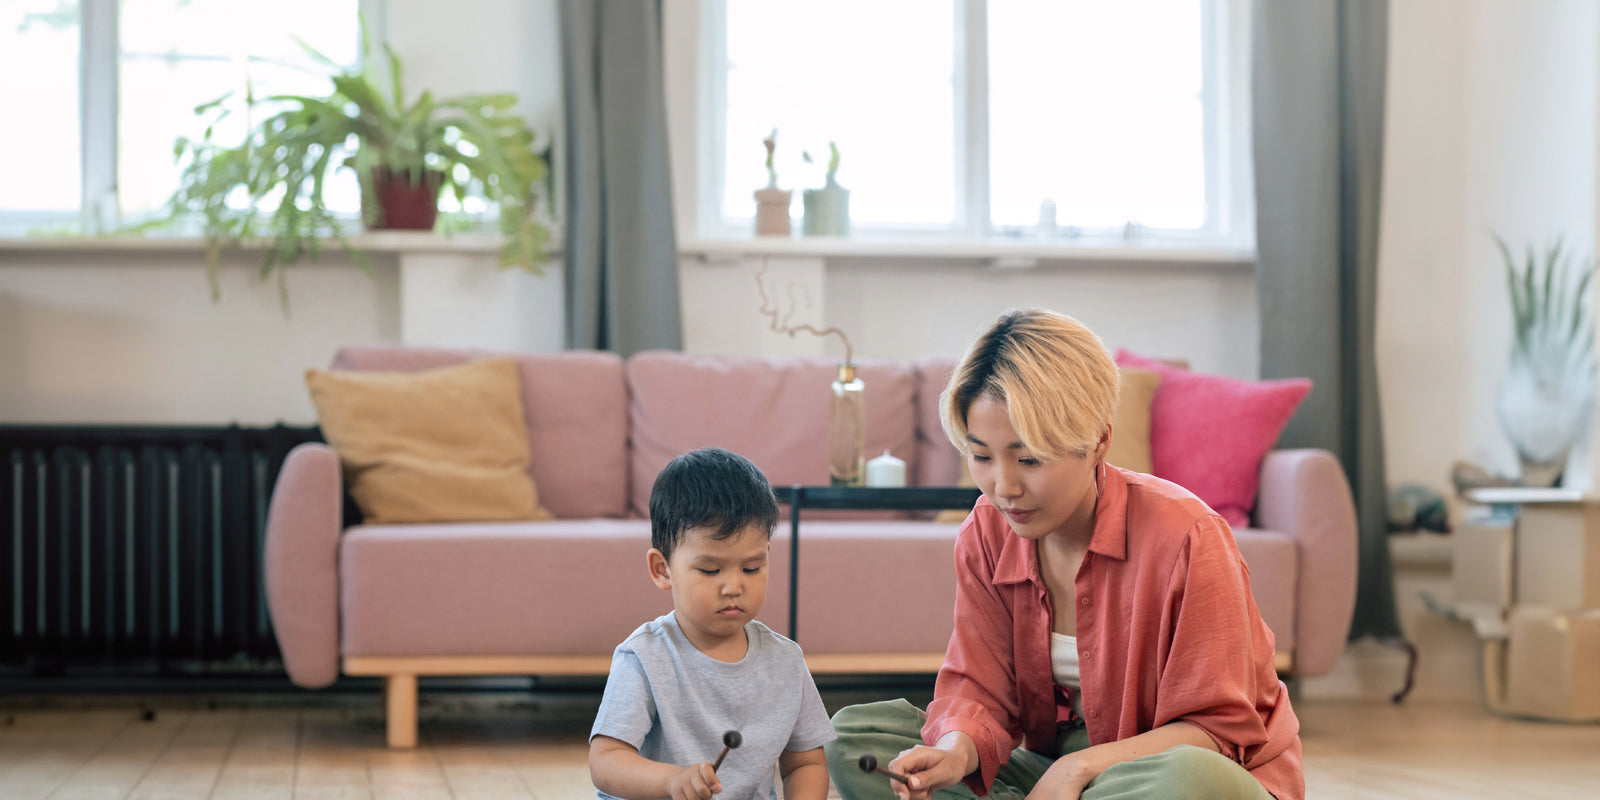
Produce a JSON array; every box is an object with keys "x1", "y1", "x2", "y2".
[{"x1": 940, "y1": 308, "x2": 1120, "y2": 461}]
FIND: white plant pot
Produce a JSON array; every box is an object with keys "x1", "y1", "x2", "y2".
[
  {"x1": 1496, "y1": 351, "x2": 1597, "y2": 486},
  {"x1": 802, "y1": 180, "x2": 849, "y2": 237}
]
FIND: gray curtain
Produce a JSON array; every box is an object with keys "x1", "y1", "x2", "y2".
[
  {"x1": 1253, "y1": 0, "x2": 1399, "y2": 640},
  {"x1": 559, "y1": 0, "x2": 682, "y2": 355}
]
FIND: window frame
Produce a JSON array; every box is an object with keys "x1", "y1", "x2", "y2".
[{"x1": 670, "y1": 0, "x2": 1254, "y2": 254}]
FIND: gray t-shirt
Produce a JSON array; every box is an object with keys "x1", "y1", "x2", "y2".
[{"x1": 590, "y1": 613, "x2": 836, "y2": 800}]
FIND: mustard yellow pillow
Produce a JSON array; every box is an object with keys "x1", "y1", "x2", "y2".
[
  {"x1": 305, "y1": 358, "x2": 553, "y2": 524},
  {"x1": 1107, "y1": 367, "x2": 1160, "y2": 474}
]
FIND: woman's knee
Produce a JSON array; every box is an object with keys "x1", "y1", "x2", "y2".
[
  {"x1": 1087, "y1": 745, "x2": 1264, "y2": 800},
  {"x1": 825, "y1": 701, "x2": 922, "y2": 765},
  {"x1": 826, "y1": 700, "x2": 926, "y2": 800},
  {"x1": 829, "y1": 698, "x2": 925, "y2": 739}
]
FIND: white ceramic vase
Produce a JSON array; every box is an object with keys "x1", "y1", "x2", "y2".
[{"x1": 1496, "y1": 349, "x2": 1596, "y2": 486}]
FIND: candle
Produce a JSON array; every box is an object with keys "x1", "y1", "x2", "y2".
[{"x1": 865, "y1": 450, "x2": 906, "y2": 488}]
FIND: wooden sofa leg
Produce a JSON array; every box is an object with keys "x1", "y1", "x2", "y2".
[{"x1": 384, "y1": 674, "x2": 418, "y2": 748}]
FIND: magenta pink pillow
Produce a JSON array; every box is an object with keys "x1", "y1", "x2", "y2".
[{"x1": 1113, "y1": 349, "x2": 1311, "y2": 528}]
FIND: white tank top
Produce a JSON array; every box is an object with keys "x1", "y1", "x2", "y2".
[{"x1": 1051, "y1": 632, "x2": 1085, "y2": 719}]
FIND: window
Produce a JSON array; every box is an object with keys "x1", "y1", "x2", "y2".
[
  {"x1": 721, "y1": 0, "x2": 957, "y2": 229},
  {"x1": 691, "y1": 0, "x2": 1251, "y2": 248},
  {"x1": 0, "y1": 0, "x2": 360, "y2": 234},
  {"x1": 1, "y1": 1, "x2": 82, "y2": 220}
]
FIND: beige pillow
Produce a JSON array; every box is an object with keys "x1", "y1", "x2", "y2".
[
  {"x1": 305, "y1": 358, "x2": 554, "y2": 524},
  {"x1": 932, "y1": 366, "x2": 1161, "y2": 522},
  {"x1": 1107, "y1": 367, "x2": 1160, "y2": 474}
]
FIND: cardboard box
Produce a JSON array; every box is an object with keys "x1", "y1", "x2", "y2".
[
  {"x1": 1453, "y1": 520, "x2": 1514, "y2": 614},
  {"x1": 1515, "y1": 504, "x2": 1600, "y2": 608},
  {"x1": 1499, "y1": 606, "x2": 1600, "y2": 722}
]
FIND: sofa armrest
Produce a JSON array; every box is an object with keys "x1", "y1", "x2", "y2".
[
  {"x1": 1254, "y1": 448, "x2": 1358, "y2": 678},
  {"x1": 264, "y1": 443, "x2": 343, "y2": 688}
]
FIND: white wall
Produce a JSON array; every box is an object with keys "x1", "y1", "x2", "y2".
[
  {"x1": 0, "y1": 246, "x2": 564, "y2": 425},
  {"x1": 677, "y1": 255, "x2": 1257, "y2": 375},
  {"x1": 383, "y1": 0, "x2": 563, "y2": 152},
  {"x1": 1377, "y1": 0, "x2": 1598, "y2": 493},
  {"x1": 825, "y1": 262, "x2": 1258, "y2": 374},
  {"x1": 0, "y1": 251, "x2": 398, "y2": 426}
]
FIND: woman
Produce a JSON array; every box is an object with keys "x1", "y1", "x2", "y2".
[{"x1": 825, "y1": 309, "x2": 1300, "y2": 800}]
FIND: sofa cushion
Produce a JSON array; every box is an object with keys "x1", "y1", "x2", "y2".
[
  {"x1": 341, "y1": 520, "x2": 673, "y2": 655},
  {"x1": 912, "y1": 355, "x2": 963, "y2": 487},
  {"x1": 306, "y1": 358, "x2": 550, "y2": 523},
  {"x1": 1109, "y1": 368, "x2": 1160, "y2": 474},
  {"x1": 1114, "y1": 349, "x2": 1312, "y2": 528},
  {"x1": 331, "y1": 345, "x2": 630, "y2": 519},
  {"x1": 786, "y1": 521, "x2": 961, "y2": 655},
  {"x1": 627, "y1": 352, "x2": 917, "y2": 517}
]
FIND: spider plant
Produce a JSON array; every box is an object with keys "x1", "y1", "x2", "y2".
[
  {"x1": 1494, "y1": 233, "x2": 1597, "y2": 482},
  {"x1": 1497, "y1": 234, "x2": 1594, "y2": 370}
]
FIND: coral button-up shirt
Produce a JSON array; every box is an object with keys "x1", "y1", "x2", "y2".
[{"x1": 922, "y1": 464, "x2": 1303, "y2": 800}]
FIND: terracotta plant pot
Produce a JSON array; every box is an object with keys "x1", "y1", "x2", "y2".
[
  {"x1": 366, "y1": 167, "x2": 444, "y2": 230},
  {"x1": 753, "y1": 187, "x2": 793, "y2": 237}
]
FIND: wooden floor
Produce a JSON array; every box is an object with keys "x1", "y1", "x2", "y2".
[{"x1": 2, "y1": 691, "x2": 1598, "y2": 799}]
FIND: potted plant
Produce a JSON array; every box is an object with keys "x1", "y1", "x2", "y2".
[
  {"x1": 159, "y1": 25, "x2": 552, "y2": 310},
  {"x1": 801, "y1": 141, "x2": 848, "y2": 236},
  {"x1": 1494, "y1": 234, "x2": 1597, "y2": 486},
  {"x1": 753, "y1": 129, "x2": 792, "y2": 237}
]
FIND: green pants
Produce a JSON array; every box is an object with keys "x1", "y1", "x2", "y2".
[{"x1": 825, "y1": 700, "x2": 1274, "y2": 800}]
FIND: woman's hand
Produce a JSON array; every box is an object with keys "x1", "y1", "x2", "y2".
[
  {"x1": 667, "y1": 761, "x2": 720, "y2": 800},
  {"x1": 1022, "y1": 753, "x2": 1093, "y2": 800},
  {"x1": 887, "y1": 736, "x2": 976, "y2": 800}
]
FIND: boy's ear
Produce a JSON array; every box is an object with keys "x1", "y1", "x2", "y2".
[{"x1": 646, "y1": 548, "x2": 672, "y2": 590}]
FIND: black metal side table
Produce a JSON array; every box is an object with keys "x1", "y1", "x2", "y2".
[{"x1": 777, "y1": 486, "x2": 982, "y2": 643}]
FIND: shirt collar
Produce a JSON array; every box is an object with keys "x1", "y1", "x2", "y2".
[
  {"x1": 990, "y1": 461, "x2": 1130, "y2": 585},
  {"x1": 1090, "y1": 461, "x2": 1130, "y2": 561}
]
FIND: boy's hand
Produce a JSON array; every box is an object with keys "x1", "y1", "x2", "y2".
[{"x1": 669, "y1": 761, "x2": 721, "y2": 799}]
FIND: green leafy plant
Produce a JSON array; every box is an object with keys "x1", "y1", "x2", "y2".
[
  {"x1": 1495, "y1": 234, "x2": 1595, "y2": 367},
  {"x1": 801, "y1": 141, "x2": 841, "y2": 185},
  {"x1": 158, "y1": 25, "x2": 551, "y2": 312}
]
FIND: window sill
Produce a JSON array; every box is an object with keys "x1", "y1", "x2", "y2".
[
  {"x1": 0, "y1": 231, "x2": 548, "y2": 256},
  {"x1": 679, "y1": 236, "x2": 1254, "y2": 267}
]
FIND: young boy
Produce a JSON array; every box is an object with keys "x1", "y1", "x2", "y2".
[{"x1": 589, "y1": 448, "x2": 835, "y2": 800}]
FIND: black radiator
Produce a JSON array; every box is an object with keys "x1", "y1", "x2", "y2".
[{"x1": 0, "y1": 425, "x2": 324, "y2": 673}]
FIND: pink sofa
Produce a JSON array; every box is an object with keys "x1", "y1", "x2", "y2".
[{"x1": 264, "y1": 346, "x2": 1358, "y2": 747}]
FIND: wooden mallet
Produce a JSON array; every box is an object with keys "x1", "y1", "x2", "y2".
[
  {"x1": 858, "y1": 754, "x2": 912, "y2": 786},
  {"x1": 712, "y1": 730, "x2": 741, "y2": 770}
]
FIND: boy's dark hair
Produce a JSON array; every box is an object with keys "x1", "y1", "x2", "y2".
[{"x1": 649, "y1": 447, "x2": 780, "y2": 560}]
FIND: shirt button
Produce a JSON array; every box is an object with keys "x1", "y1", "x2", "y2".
[
  {"x1": 1081, "y1": 650, "x2": 1091, "y2": 660},
  {"x1": 1080, "y1": 597, "x2": 1090, "y2": 606},
  {"x1": 1090, "y1": 709, "x2": 1099, "y2": 717}
]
